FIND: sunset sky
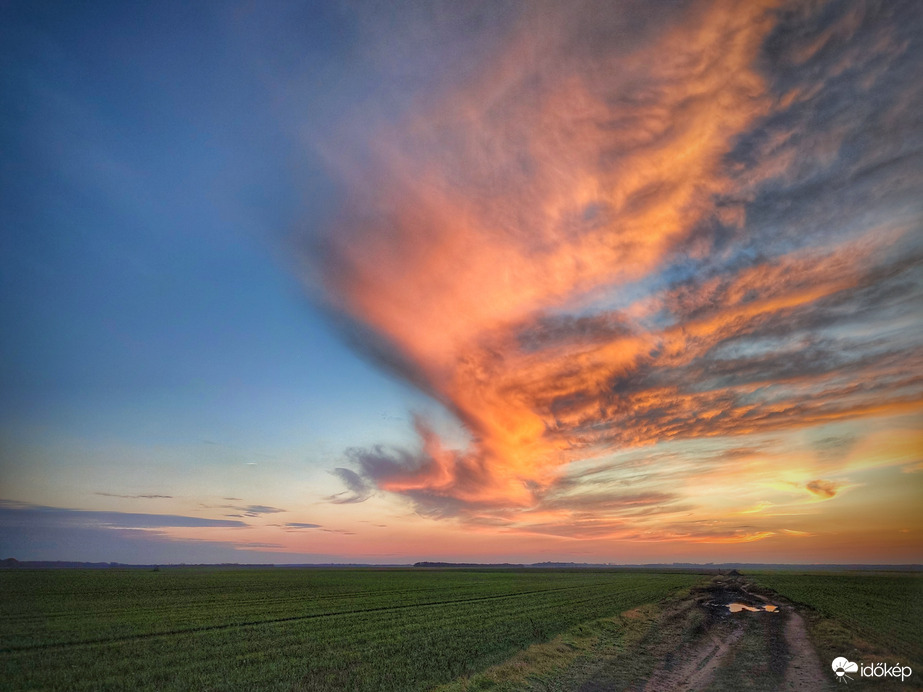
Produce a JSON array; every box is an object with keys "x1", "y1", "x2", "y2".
[{"x1": 1, "y1": 0, "x2": 921, "y2": 565}]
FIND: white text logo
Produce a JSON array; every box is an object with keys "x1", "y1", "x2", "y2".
[{"x1": 832, "y1": 657, "x2": 913, "y2": 683}]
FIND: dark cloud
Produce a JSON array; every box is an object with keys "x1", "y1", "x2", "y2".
[
  {"x1": 733, "y1": 0, "x2": 923, "y2": 248},
  {"x1": 806, "y1": 479, "x2": 841, "y2": 498},
  {"x1": 0, "y1": 500, "x2": 247, "y2": 529},
  {"x1": 0, "y1": 508, "x2": 344, "y2": 564},
  {"x1": 326, "y1": 467, "x2": 374, "y2": 504},
  {"x1": 284, "y1": 522, "x2": 322, "y2": 529},
  {"x1": 515, "y1": 312, "x2": 635, "y2": 354},
  {"x1": 241, "y1": 505, "x2": 286, "y2": 515},
  {"x1": 0, "y1": 501, "x2": 368, "y2": 564}
]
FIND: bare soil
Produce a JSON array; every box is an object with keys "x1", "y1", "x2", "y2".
[
  {"x1": 783, "y1": 610, "x2": 830, "y2": 691},
  {"x1": 579, "y1": 574, "x2": 833, "y2": 691}
]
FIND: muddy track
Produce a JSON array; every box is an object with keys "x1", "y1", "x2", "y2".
[
  {"x1": 641, "y1": 621, "x2": 745, "y2": 691},
  {"x1": 580, "y1": 574, "x2": 832, "y2": 691},
  {"x1": 783, "y1": 609, "x2": 829, "y2": 690}
]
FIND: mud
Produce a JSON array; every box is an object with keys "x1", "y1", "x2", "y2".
[{"x1": 578, "y1": 574, "x2": 832, "y2": 691}]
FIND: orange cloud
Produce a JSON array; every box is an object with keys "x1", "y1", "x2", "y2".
[
  {"x1": 313, "y1": 0, "x2": 783, "y2": 503},
  {"x1": 303, "y1": 0, "x2": 923, "y2": 543}
]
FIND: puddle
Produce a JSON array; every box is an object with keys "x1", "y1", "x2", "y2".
[{"x1": 727, "y1": 602, "x2": 778, "y2": 613}]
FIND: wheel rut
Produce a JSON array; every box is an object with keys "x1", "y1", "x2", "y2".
[{"x1": 579, "y1": 573, "x2": 833, "y2": 691}]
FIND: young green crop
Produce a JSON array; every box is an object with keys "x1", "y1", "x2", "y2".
[
  {"x1": 749, "y1": 572, "x2": 923, "y2": 676},
  {"x1": 0, "y1": 568, "x2": 702, "y2": 691}
]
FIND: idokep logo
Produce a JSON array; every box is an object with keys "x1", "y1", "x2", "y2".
[
  {"x1": 832, "y1": 657, "x2": 858, "y2": 683},
  {"x1": 832, "y1": 656, "x2": 913, "y2": 684}
]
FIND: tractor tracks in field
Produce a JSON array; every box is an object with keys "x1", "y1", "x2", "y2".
[
  {"x1": 639, "y1": 620, "x2": 746, "y2": 691},
  {"x1": 0, "y1": 583, "x2": 594, "y2": 654}
]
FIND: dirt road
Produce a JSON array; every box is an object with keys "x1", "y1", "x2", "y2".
[{"x1": 580, "y1": 574, "x2": 832, "y2": 691}]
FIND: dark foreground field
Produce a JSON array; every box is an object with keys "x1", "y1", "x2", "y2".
[
  {"x1": 0, "y1": 568, "x2": 919, "y2": 690},
  {"x1": 0, "y1": 568, "x2": 697, "y2": 690}
]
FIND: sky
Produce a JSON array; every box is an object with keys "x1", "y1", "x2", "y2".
[{"x1": 1, "y1": 0, "x2": 921, "y2": 565}]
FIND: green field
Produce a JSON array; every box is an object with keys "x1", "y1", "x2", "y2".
[
  {"x1": 750, "y1": 572, "x2": 923, "y2": 675},
  {"x1": 0, "y1": 568, "x2": 701, "y2": 691}
]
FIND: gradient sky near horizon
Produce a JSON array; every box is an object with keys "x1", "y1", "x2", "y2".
[{"x1": 1, "y1": 0, "x2": 921, "y2": 565}]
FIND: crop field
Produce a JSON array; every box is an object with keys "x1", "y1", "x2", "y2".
[
  {"x1": 0, "y1": 568, "x2": 702, "y2": 691},
  {"x1": 749, "y1": 572, "x2": 923, "y2": 673}
]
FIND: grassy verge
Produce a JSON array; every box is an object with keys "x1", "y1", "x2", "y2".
[
  {"x1": 748, "y1": 572, "x2": 923, "y2": 690},
  {"x1": 434, "y1": 583, "x2": 707, "y2": 691}
]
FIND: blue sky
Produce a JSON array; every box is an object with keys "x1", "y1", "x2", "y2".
[
  {"x1": 1, "y1": 1, "x2": 435, "y2": 558},
  {"x1": 1, "y1": 0, "x2": 921, "y2": 564},
  {"x1": 1, "y1": 1, "x2": 422, "y2": 451}
]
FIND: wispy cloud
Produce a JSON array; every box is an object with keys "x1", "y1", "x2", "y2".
[
  {"x1": 0, "y1": 500, "x2": 247, "y2": 529},
  {"x1": 241, "y1": 505, "x2": 286, "y2": 515},
  {"x1": 203, "y1": 503, "x2": 287, "y2": 518},
  {"x1": 303, "y1": 1, "x2": 922, "y2": 537},
  {"x1": 281, "y1": 522, "x2": 353, "y2": 535},
  {"x1": 95, "y1": 492, "x2": 173, "y2": 500}
]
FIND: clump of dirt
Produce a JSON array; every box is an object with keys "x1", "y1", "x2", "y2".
[{"x1": 695, "y1": 575, "x2": 771, "y2": 611}]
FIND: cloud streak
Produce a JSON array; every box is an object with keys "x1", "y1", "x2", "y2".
[
  {"x1": 303, "y1": 0, "x2": 923, "y2": 539},
  {"x1": 205, "y1": 503, "x2": 287, "y2": 518},
  {"x1": 0, "y1": 500, "x2": 248, "y2": 529},
  {"x1": 96, "y1": 493, "x2": 173, "y2": 500}
]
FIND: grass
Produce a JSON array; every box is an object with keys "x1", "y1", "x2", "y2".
[
  {"x1": 432, "y1": 594, "x2": 689, "y2": 691},
  {"x1": 749, "y1": 572, "x2": 923, "y2": 689},
  {"x1": 0, "y1": 567, "x2": 702, "y2": 691},
  {"x1": 6, "y1": 567, "x2": 917, "y2": 690},
  {"x1": 437, "y1": 571, "x2": 923, "y2": 691}
]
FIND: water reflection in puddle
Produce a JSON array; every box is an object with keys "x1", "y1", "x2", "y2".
[{"x1": 727, "y1": 602, "x2": 778, "y2": 613}]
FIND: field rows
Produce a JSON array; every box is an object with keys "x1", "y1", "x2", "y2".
[
  {"x1": 2, "y1": 582, "x2": 602, "y2": 652},
  {"x1": 0, "y1": 568, "x2": 702, "y2": 691},
  {"x1": 749, "y1": 572, "x2": 923, "y2": 669},
  {"x1": 2, "y1": 569, "x2": 653, "y2": 648}
]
